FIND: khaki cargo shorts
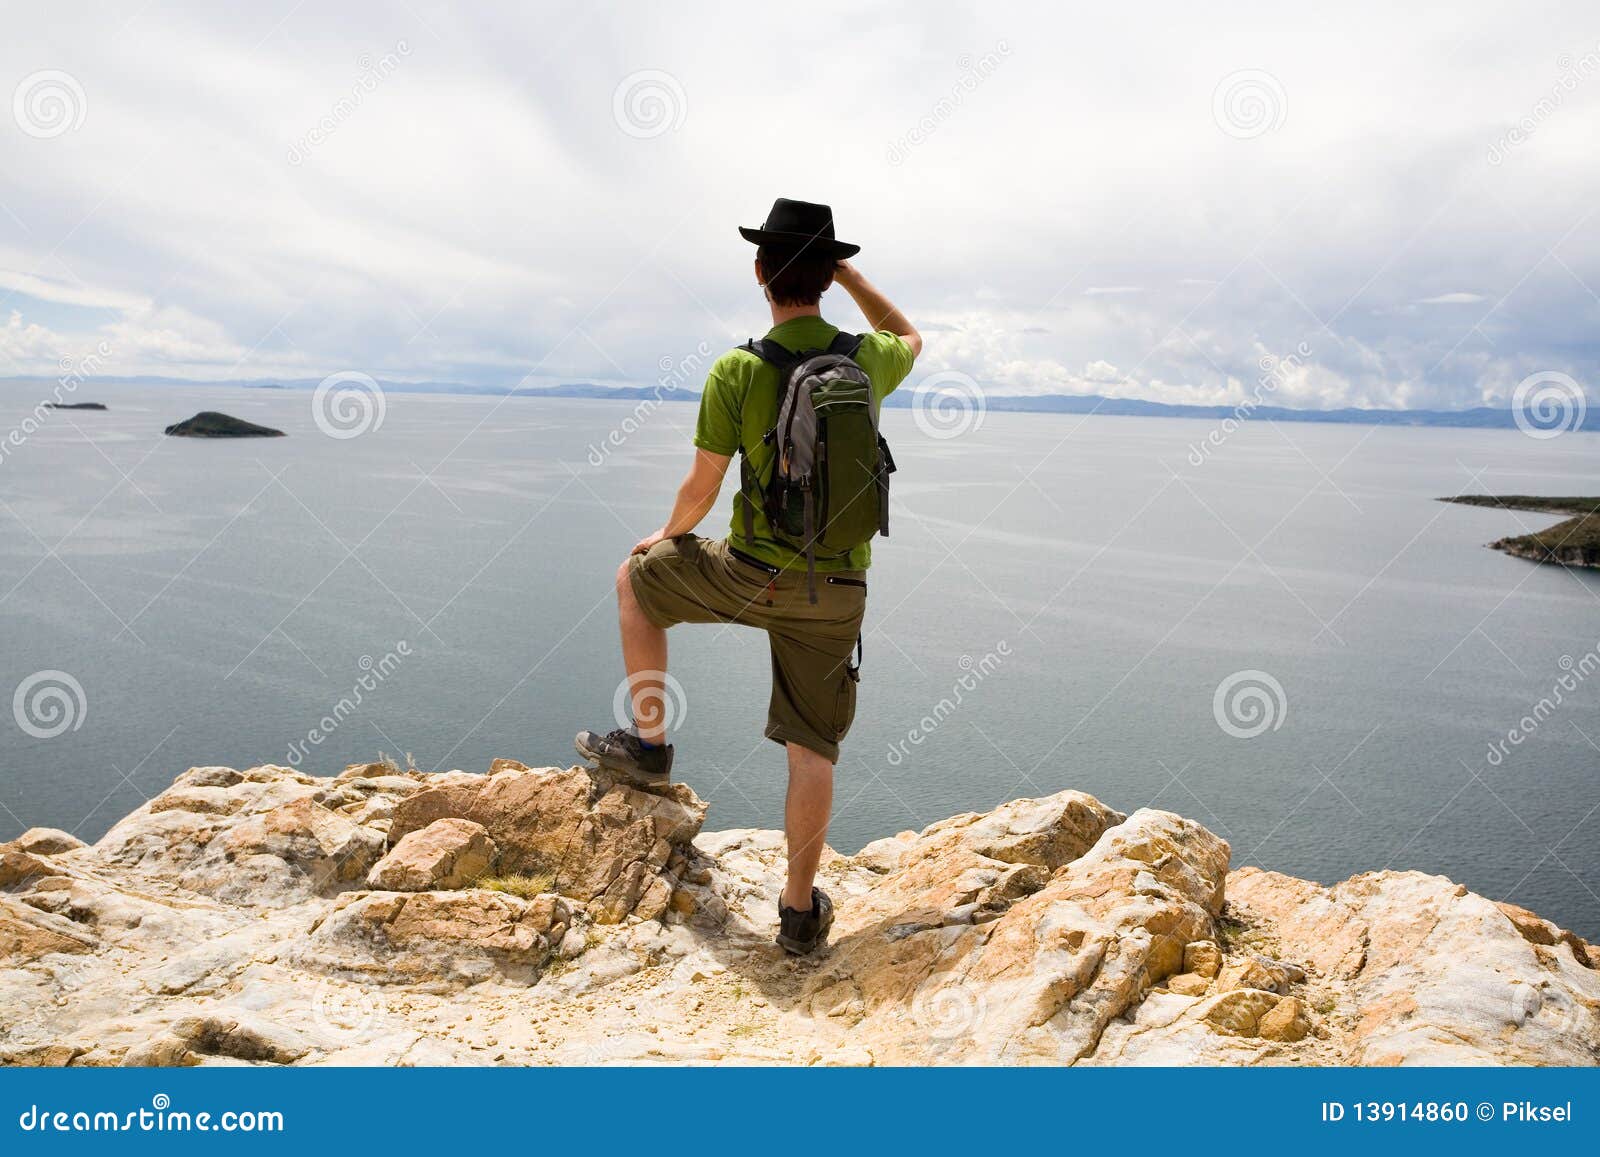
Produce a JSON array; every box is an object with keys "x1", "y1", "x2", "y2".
[{"x1": 627, "y1": 534, "x2": 866, "y2": 762}]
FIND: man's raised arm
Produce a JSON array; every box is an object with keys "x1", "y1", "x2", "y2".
[{"x1": 833, "y1": 261, "x2": 922, "y2": 359}]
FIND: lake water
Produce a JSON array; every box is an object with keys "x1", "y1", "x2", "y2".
[{"x1": 3, "y1": 380, "x2": 1598, "y2": 936}]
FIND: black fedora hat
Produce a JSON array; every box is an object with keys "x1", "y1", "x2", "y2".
[{"x1": 738, "y1": 197, "x2": 860, "y2": 259}]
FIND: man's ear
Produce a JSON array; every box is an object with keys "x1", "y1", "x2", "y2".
[{"x1": 754, "y1": 256, "x2": 764, "y2": 287}]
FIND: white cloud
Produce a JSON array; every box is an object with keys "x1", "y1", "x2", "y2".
[
  {"x1": 0, "y1": 2, "x2": 1595, "y2": 410},
  {"x1": 1416, "y1": 292, "x2": 1487, "y2": 304}
]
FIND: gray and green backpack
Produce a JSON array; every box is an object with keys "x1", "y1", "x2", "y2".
[{"x1": 738, "y1": 332, "x2": 896, "y2": 602}]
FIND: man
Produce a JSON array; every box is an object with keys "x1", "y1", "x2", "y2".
[{"x1": 576, "y1": 197, "x2": 921, "y2": 955}]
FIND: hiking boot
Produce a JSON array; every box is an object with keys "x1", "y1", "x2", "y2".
[
  {"x1": 776, "y1": 887, "x2": 834, "y2": 956},
  {"x1": 574, "y1": 727, "x2": 673, "y2": 787}
]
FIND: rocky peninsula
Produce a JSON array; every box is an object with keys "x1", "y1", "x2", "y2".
[
  {"x1": 1441, "y1": 495, "x2": 1600, "y2": 570},
  {"x1": 2, "y1": 759, "x2": 1595, "y2": 1066}
]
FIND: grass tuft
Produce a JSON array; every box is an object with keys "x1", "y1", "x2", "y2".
[{"x1": 476, "y1": 872, "x2": 557, "y2": 898}]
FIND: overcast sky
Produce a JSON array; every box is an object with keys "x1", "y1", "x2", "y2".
[{"x1": 2, "y1": 1, "x2": 1597, "y2": 409}]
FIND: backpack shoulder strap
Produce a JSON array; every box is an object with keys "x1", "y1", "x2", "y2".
[
  {"x1": 826, "y1": 331, "x2": 863, "y2": 358},
  {"x1": 741, "y1": 337, "x2": 802, "y2": 370}
]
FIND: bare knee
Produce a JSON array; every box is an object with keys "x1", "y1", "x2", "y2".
[
  {"x1": 786, "y1": 742, "x2": 834, "y2": 778},
  {"x1": 616, "y1": 558, "x2": 651, "y2": 628}
]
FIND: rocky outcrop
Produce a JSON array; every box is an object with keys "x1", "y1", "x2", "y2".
[
  {"x1": 1, "y1": 759, "x2": 1595, "y2": 1067},
  {"x1": 366, "y1": 818, "x2": 495, "y2": 892},
  {"x1": 1489, "y1": 532, "x2": 1600, "y2": 569}
]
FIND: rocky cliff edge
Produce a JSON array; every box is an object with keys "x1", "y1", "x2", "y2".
[{"x1": 2, "y1": 759, "x2": 1596, "y2": 1066}]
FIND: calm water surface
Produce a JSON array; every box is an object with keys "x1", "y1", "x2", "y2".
[{"x1": 2, "y1": 381, "x2": 1597, "y2": 935}]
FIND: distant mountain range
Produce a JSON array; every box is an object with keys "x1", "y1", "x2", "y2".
[
  {"x1": 6, "y1": 374, "x2": 1594, "y2": 432},
  {"x1": 510, "y1": 384, "x2": 1597, "y2": 432}
]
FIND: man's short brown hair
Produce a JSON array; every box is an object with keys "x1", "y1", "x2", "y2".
[{"x1": 757, "y1": 244, "x2": 836, "y2": 307}]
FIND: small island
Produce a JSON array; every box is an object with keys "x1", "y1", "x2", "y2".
[
  {"x1": 1440, "y1": 495, "x2": 1600, "y2": 570},
  {"x1": 164, "y1": 411, "x2": 286, "y2": 438},
  {"x1": 44, "y1": 402, "x2": 107, "y2": 410}
]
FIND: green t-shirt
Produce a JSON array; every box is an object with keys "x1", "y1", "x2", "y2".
[{"x1": 693, "y1": 316, "x2": 914, "y2": 571}]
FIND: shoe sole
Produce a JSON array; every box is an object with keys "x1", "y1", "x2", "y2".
[
  {"x1": 573, "y1": 737, "x2": 671, "y2": 789},
  {"x1": 776, "y1": 914, "x2": 834, "y2": 957}
]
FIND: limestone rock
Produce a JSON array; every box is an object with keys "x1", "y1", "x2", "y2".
[
  {"x1": 1496, "y1": 900, "x2": 1595, "y2": 967},
  {"x1": 0, "y1": 847, "x2": 61, "y2": 890},
  {"x1": 1228, "y1": 867, "x2": 1600, "y2": 1064},
  {"x1": 1184, "y1": 939, "x2": 1222, "y2": 978},
  {"x1": 1216, "y1": 954, "x2": 1301, "y2": 995},
  {"x1": 389, "y1": 765, "x2": 706, "y2": 923},
  {"x1": 171, "y1": 1013, "x2": 310, "y2": 1064},
  {"x1": 1258, "y1": 996, "x2": 1312, "y2": 1042},
  {"x1": 301, "y1": 888, "x2": 573, "y2": 985},
  {"x1": 1201, "y1": 988, "x2": 1283, "y2": 1037},
  {"x1": 11, "y1": 828, "x2": 87, "y2": 855},
  {"x1": 809, "y1": 804, "x2": 1227, "y2": 1065},
  {"x1": 0, "y1": 894, "x2": 97, "y2": 963},
  {"x1": 367, "y1": 818, "x2": 495, "y2": 892},
  {"x1": 1, "y1": 760, "x2": 1596, "y2": 1067}
]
